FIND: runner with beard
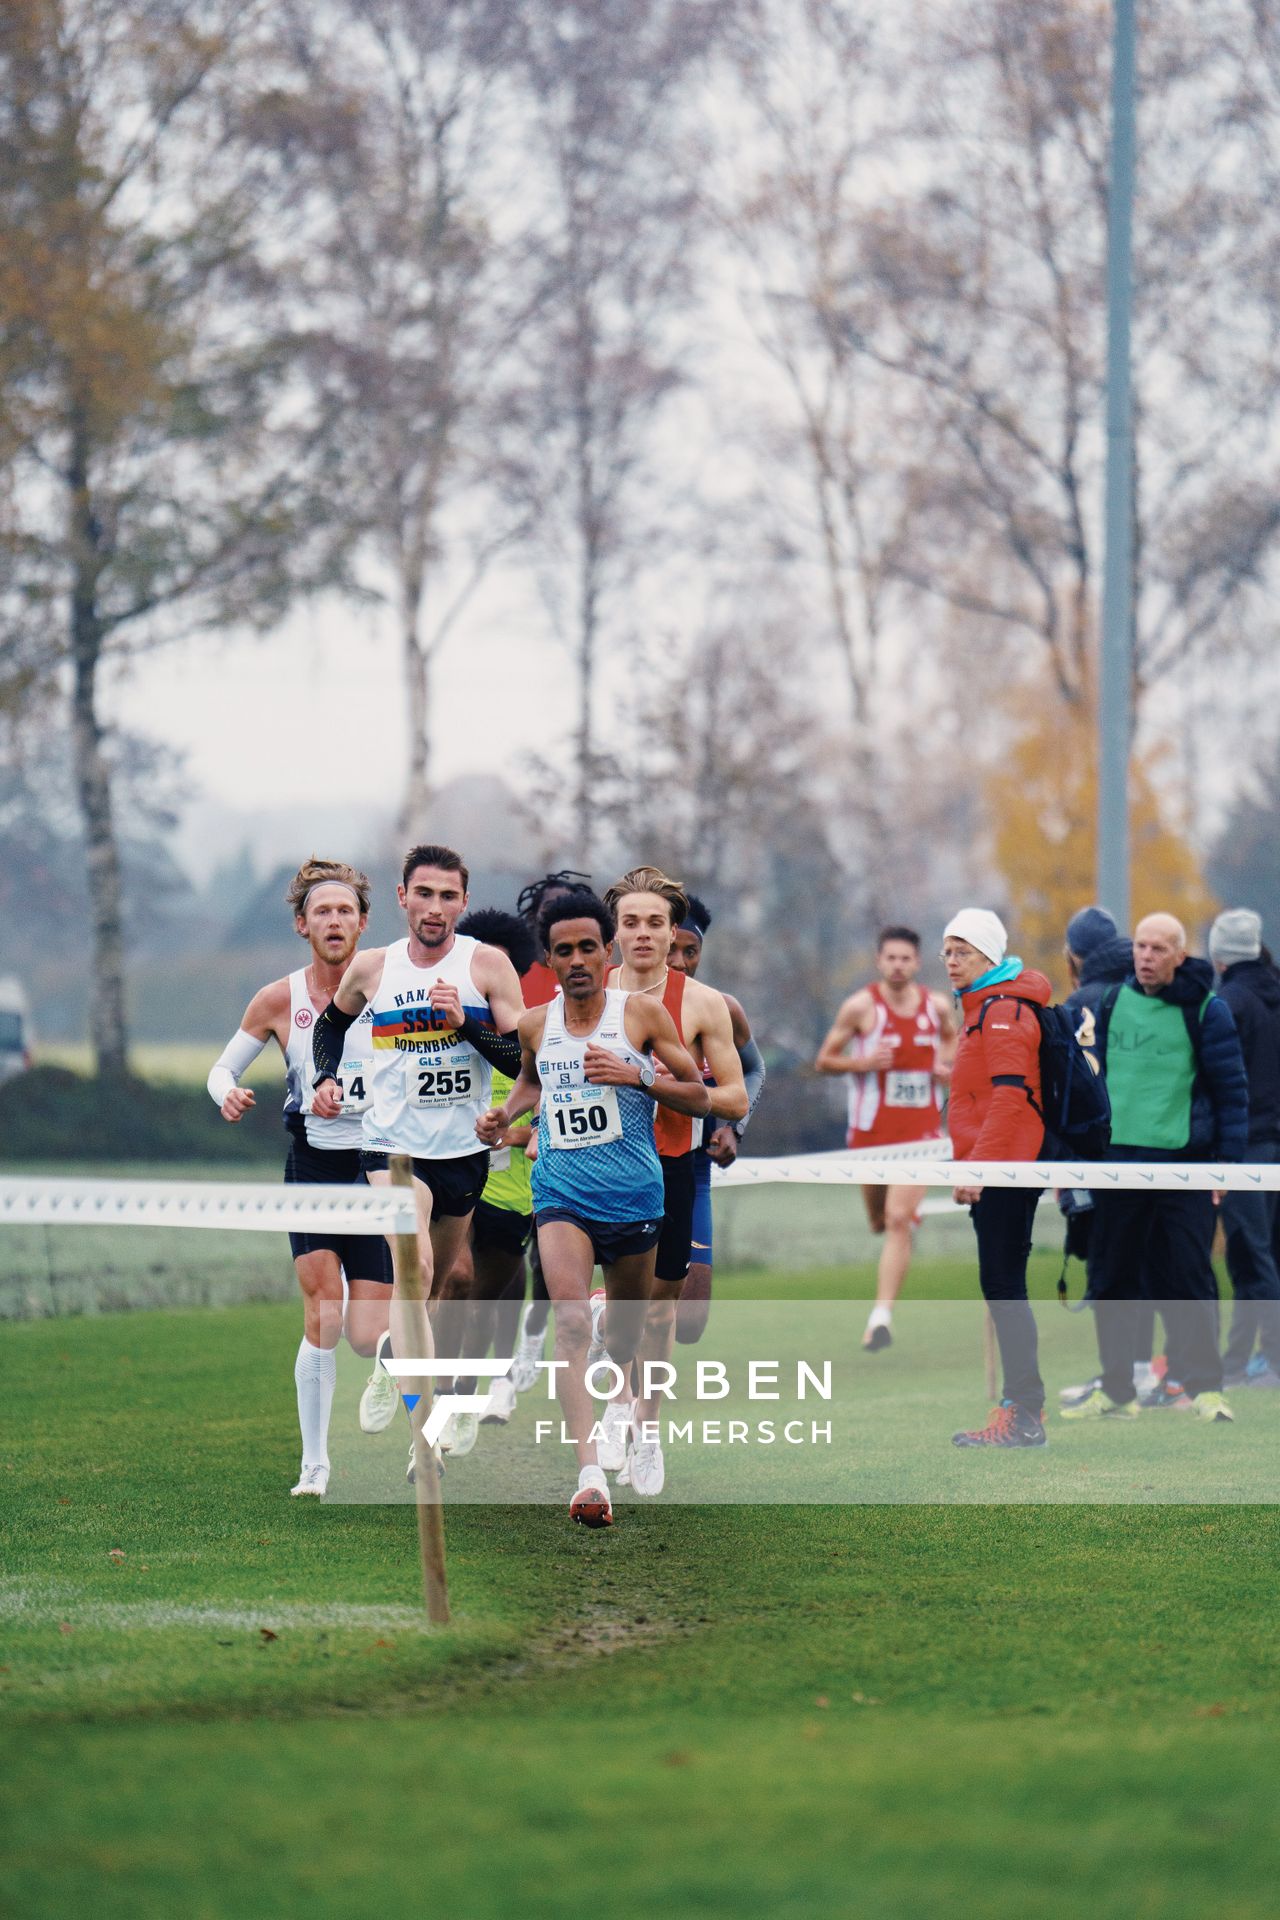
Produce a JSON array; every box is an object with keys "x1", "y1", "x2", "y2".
[
  {"x1": 207, "y1": 858, "x2": 391, "y2": 1498},
  {"x1": 311, "y1": 844, "x2": 525, "y2": 1469},
  {"x1": 815, "y1": 928, "x2": 957, "y2": 1351}
]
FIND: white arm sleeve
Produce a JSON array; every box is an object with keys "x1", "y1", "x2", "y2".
[{"x1": 207, "y1": 1028, "x2": 269, "y2": 1106}]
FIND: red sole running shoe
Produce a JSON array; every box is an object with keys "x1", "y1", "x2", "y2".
[{"x1": 569, "y1": 1485, "x2": 613, "y2": 1528}]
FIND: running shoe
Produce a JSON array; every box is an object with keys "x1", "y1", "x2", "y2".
[
  {"x1": 586, "y1": 1287, "x2": 608, "y2": 1369},
  {"x1": 569, "y1": 1470, "x2": 613, "y2": 1528},
  {"x1": 952, "y1": 1402, "x2": 1047, "y2": 1448},
  {"x1": 1059, "y1": 1389, "x2": 1139, "y2": 1421},
  {"x1": 1191, "y1": 1391, "x2": 1234, "y2": 1423},
  {"x1": 358, "y1": 1344, "x2": 400, "y2": 1433},
  {"x1": 862, "y1": 1324, "x2": 893, "y2": 1353},
  {"x1": 597, "y1": 1398, "x2": 632, "y2": 1473},
  {"x1": 290, "y1": 1463, "x2": 329, "y2": 1497},
  {"x1": 510, "y1": 1303, "x2": 546, "y2": 1393},
  {"x1": 1138, "y1": 1378, "x2": 1191, "y2": 1411},
  {"x1": 482, "y1": 1377, "x2": 518, "y2": 1425},
  {"x1": 628, "y1": 1439, "x2": 666, "y2": 1495},
  {"x1": 442, "y1": 1410, "x2": 479, "y2": 1457},
  {"x1": 1059, "y1": 1375, "x2": 1103, "y2": 1406}
]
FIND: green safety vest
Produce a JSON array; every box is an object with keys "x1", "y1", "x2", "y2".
[{"x1": 1101, "y1": 985, "x2": 1201, "y2": 1151}]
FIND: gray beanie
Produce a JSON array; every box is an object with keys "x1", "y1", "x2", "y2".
[{"x1": 1209, "y1": 908, "x2": 1263, "y2": 969}]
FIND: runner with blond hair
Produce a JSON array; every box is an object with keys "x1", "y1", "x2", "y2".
[{"x1": 207, "y1": 857, "x2": 391, "y2": 1498}]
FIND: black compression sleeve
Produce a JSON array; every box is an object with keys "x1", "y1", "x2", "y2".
[
  {"x1": 459, "y1": 1014, "x2": 523, "y2": 1077},
  {"x1": 312, "y1": 1001, "x2": 358, "y2": 1084}
]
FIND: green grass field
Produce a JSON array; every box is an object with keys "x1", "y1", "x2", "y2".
[{"x1": 4, "y1": 1217, "x2": 1280, "y2": 1917}]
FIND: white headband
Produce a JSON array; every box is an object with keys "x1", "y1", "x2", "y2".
[{"x1": 300, "y1": 881, "x2": 363, "y2": 913}]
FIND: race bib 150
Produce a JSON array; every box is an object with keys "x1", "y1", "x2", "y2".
[{"x1": 545, "y1": 1084, "x2": 622, "y2": 1149}]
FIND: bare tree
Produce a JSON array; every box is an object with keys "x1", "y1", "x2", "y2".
[
  {"x1": 266, "y1": 0, "x2": 531, "y2": 838},
  {"x1": 508, "y1": 0, "x2": 728, "y2": 863},
  {"x1": 849, "y1": 0, "x2": 1280, "y2": 713},
  {"x1": 0, "y1": 0, "x2": 345, "y2": 1073},
  {"x1": 716, "y1": 0, "x2": 935, "y2": 915}
]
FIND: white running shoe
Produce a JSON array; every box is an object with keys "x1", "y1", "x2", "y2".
[
  {"x1": 628, "y1": 1439, "x2": 665, "y2": 1496},
  {"x1": 510, "y1": 1304, "x2": 546, "y2": 1393},
  {"x1": 359, "y1": 1342, "x2": 400, "y2": 1433},
  {"x1": 442, "y1": 1410, "x2": 479, "y2": 1458},
  {"x1": 586, "y1": 1287, "x2": 608, "y2": 1368},
  {"x1": 482, "y1": 1377, "x2": 518, "y2": 1425},
  {"x1": 569, "y1": 1467, "x2": 613, "y2": 1528},
  {"x1": 597, "y1": 1398, "x2": 633, "y2": 1473},
  {"x1": 291, "y1": 1462, "x2": 329, "y2": 1497}
]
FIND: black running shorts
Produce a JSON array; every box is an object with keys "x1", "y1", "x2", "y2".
[
  {"x1": 472, "y1": 1197, "x2": 534, "y2": 1258},
  {"x1": 535, "y1": 1209, "x2": 662, "y2": 1267},
  {"x1": 360, "y1": 1147, "x2": 490, "y2": 1219},
  {"x1": 655, "y1": 1148, "x2": 698, "y2": 1284},
  {"x1": 285, "y1": 1135, "x2": 393, "y2": 1283}
]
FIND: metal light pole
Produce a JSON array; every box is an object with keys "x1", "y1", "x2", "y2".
[{"x1": 1097, "y1": 0, "x2": 1136, "y2": 927}]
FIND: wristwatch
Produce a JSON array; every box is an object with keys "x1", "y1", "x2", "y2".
[{"x1": 637, "y1": 1060, "x2": 656, "y2": 1090}]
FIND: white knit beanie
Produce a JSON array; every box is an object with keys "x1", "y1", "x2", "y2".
[{"x1": 943, "y1": 908, "x2": 1008, "y2": 966}]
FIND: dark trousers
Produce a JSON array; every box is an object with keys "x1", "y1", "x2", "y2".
[
  {"x1": 1222, "y1": 1140, "x2": 1280, "y2": 1374},
  {"x1": 971, "y1": 1189, "x2": 1043, "y2": 1413},
  {"x1": 1088, "y1": 1189, "x2": 1222, "y2": 1401}
]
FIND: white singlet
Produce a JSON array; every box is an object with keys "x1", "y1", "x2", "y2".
[
  {"x1": 363, "y1": 935, "x2": 494, "y2": 1160},
  {"x1": 285, "y1": 970, "x2": 374, "y2": 1152}
]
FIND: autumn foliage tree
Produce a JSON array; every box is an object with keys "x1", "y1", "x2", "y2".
[{"x1": 983, "y1": 684, "x2": 1216, "y2": 989}]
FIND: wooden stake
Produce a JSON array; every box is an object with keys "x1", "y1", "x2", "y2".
[
  {"x1": 388, "y1": 1153, "x2": 451, "y2": 1626},
  {"x1": 982, "y1": 1307, "x2": 998, "y2": 1404}
]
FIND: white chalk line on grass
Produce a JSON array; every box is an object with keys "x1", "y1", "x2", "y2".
[{"x1": 0, "y1": 1579, "x2": 431, "y2": 1635}]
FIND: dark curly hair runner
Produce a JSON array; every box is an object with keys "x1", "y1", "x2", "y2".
[{"x1": 457, "y1": 907, "x2": 537, "y2": 979}]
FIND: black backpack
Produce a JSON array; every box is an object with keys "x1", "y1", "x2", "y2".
[{"x1": 972, "y1": 996, "x2": 1112, "y2": 1159}]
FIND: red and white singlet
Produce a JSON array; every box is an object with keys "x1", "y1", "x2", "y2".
[{"x1": 846, "y1": 983, "x2": 943, "y2": 1149}]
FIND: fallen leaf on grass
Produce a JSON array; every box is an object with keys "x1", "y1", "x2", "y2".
[
  {"x1": 58, "y1": 1623, "x2": 72, "y2": 1635},
  {"x1": 108, "y1": 1549, "x2": 125, "y2": 1564},
  {"x1": 259, "y1": 1628, "x2": 278, "y2": 1643},
  {"x1": 814, "y1": 1695, "x2": 830, "y2": 1709},
  {"x1": 662, "y1": 1752, "x2": 693, "y2": 1768}
]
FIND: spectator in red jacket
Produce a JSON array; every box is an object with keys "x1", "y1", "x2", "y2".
[{"x1": 943, "y1": 909, "x2": 1052, "y2": 1449}]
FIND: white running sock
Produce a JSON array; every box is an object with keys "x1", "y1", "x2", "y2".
[
  {"x1": 867, "y1": 1304, "x2": 892, "y2": 1333},
  {"x1": 295, "y1": 1338, "x2": 337, "y2": 1468},
  {"x1": 578, "y1": 1461, "x2": 608, "y2": 1491}
]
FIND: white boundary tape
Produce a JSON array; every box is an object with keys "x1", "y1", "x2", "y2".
[
  {"x1": 0, "y1": 1142, "x2": 1271, "y2": 1234},
  {"x1": 0, "y1": 1177, "x2": 417, "y2": 1234},
  {"x1": 716, "y1": 1147, "x2": 1280, "y2": 1193}
]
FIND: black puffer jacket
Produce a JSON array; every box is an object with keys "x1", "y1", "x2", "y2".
[{"x1": 1216, "y1": 960, "x2": 1280, "y2": 1144}]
